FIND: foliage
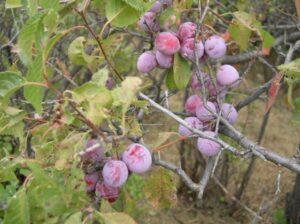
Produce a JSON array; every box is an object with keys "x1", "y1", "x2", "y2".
[{"x1": 0, "y1": 0, "x2": 299, "y2": 223}]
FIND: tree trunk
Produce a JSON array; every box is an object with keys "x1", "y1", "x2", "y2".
[{"x1": 286, "y1": 173, "x2": 300, "y2": 223}]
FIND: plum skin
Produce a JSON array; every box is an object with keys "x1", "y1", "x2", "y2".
[
  {"x1": 197, "y1": 131, "x2": 221, "y2": 156},
  {"x1": 84, "y1": 172, "x2": 99, "y2": 192},
  {"x1": 95, "y1": 181, "x2": 119, "y2": 203},
  {"x1": 216, "y1": 64, "x2": 239, "y2": 86},
  {"x1": 221, "y1": 103, "x2": 238, "y2": 124},
  {"x1": 139, "y1": 12, "x2": 160, "y2": 33},
  {"x1": 102, "y1": 159, "x2": 128, "y2": 188},
  {"x1": 185, "y1": 95, "x2": 202, "y2": 114},
  {"x1": 156, "y1": 51, "x2": 173, "y2": 69},
  {"x1": 196, "y1": 101, "x2": 216, "y2": 121},
  {"x1": 155, "y1": 32, "x2": 181, "y2": 55},
  {"x1": 180, "y1": 38, "x2": 204, "y2": 61},
  {"x1": 178, "y1": 22, "x2": 197, "y2": 42},
  {"x1": 122, "y1": 143, "x2": 152, "y2": 174},
  {"x1": 204, "y1": 35, "x2": 227, "y2": 59},
  {"x1": 137, "y1": 51, "x2": 157, "y2": 73},
  {"x1": 80, "y1": 139, "x2": 104, "y2": 162},
  {"x1": 178, "y1": 117, "x2": 203, "y2": 136}
]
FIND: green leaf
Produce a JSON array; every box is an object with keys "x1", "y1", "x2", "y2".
[
  {"x1": 0, "y1": 106, "x2": 26, "y2": 140},
  {"x1": 106, "y1": 0, "x2": 140, "y2": 27},
  {"x1": 143, "y1": 167, "x2": 177, "y2": 209},
  {"x1": 173, "y1": 53, "x2": 191, "y2": 89},
  {"x1": 165, "y1": 68, "x2": 177, "y2": 90},
  {"x1": 121, "y1": 0, "x2": 145, "y2": 12},
  {"x1": 3, "y1": 188, "x2": 30, "y2": 224},
  {"x1": 68, "y1": 37, "x2": 92, "y2": 65},
  {"x1": 72, "y1": 83, "x2": 113, "y2": 125},
  {"x1": 65, "y1": 212, "x2": 82, "y2": 224},
  {"x1": 292, "y1": 97, "x2": 300, "y2": 123},
  {"x1": 0, "y1": 71, "x2": 25, "y2": 102},
  {"x1": 24, "y1": 54, "x2": 45, "y2": 114},
  {"x1": 278, "y1": 58, "x2": 300, "y2": 78},
  {"x1": 18, "y1": 13, "x2": 46, "y2": 67},
  {"x1": 97, "y1": 212, "x2": 137, "y2": 224},
  {"x1": 5, "y1": 0, "x2": 22, "y2": 8},
  {"x1": 228, "y1": 20, "x2": 252, "y2": 50}
]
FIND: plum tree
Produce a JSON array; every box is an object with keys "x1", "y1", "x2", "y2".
[
  {"x1": 178, "y1": 22, "x2": 197, "y2": 42},
  {"x1": 196, "y1": 101, "x2": 216, "y2": 121},
  {"x1": 178, "y1": 117, "x2": 203, "y2": 136},
  {"x1": 156, "y1": 51, "x2": 173, "y2": 69},
  {"x1": 180, "y1": 38, "x2": 204, "y2": 61},
  {"x1": 216, "y1": 64, "x2": 239, "y2": 86},
  {"x1": 102, "y1": 159, "x2": 129, "y2": 187},
  {"x1": 197, "y1": 131, "x2": 221, "y2": 156},
  {"x1": 204, "y1": 35, "x2": 227, "y2": 59},
  {"x1": 122, "y1": 143, "x2": 152, "y2": 174},
  {"x1": 137, "y1": 51, "x2": 157, "y2": 73},
  {"x1": 185, "y1": 94, "x2": 202, "y2": 114},
  {"x1": 155, "y1": 32, "x2": 181, "y2": 55}
]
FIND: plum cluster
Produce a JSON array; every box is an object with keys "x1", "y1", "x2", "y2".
[
  {"x1": 137, "y1": 4, "x2": 230, "y2": 74},
  {"x1": 81, "y1": 140, "x2": 152, "y2": 203},
  {"x1": 177, "y1": 38, "x2": 239, "y2": 157}
]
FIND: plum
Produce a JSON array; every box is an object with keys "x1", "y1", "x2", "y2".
[
  {"x1": 80, "y1": 139, "x2": 104, "y2": 162},
  {"x1": 216, "y1": 64, "x2": 239, "y2": 86},
  {"x1": 139, "y1": 12, "x2": 160, "y2": 33},
  {"x1": 155, "y1": 32, "x2": 180, "y2": 55},
  {"x1": 95, "y1": 181, "x2": 119, "y2": 203},
  {"x1": 180, "y1": 38, "x2": 204, "y2": 61},
  {"x1": 204, "y1": 35, "x2": 227, "y2": 59},
  {"x1": 178, "y1": 117, "x2": 203, "y2": 136},
  {"x1": 137, "y1": 51, "x2": 157, "y2": 73},
  {"x1": 178, "y1": 22, "x2": 197, "y2": 42},
  {"x1": 221, "y1": 103, "x2": 238, "y2": 125},
  {"x1": 185, "y1": 94, "x2": 202, "y2": 114},
  {"x1": 196, "y1": 101, "x2": 216, "y2": 121},
  {"x1": 197, "y1": 131, "x2": 221, "y2": 156},
  {"x1": 84, "y1": 172, "x2": 99, "y2": 192},
  {"x1": 122, "y1": 144, "x2": 152, "y2": 174},
  {"x1": 102, "y1": 159, "x2": 128, "y2": 187},
  {"x1": 156, "y1": 51, "x2": 173, "y2": 69}
]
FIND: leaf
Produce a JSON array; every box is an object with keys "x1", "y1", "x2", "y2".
[
  {"x1": 97, "y1": 212, "x2": 137, "y2": 224},
  {"x1": 3, "y1": 188, "x2": 30, "y2": 224},
  {"x1": 265, "y1": 73, "x2": 284, "y2": 113},
  {"x1": 0, "y1": 71, "x2": 25, "y2": 102},
  {"x1": 68, "y1": 37, "x2": 92, "y2": 65},
  {"x1": 24, "y1": 54, "x2": 45, "y2": 114},
  {"x1": 0, "y1": 106, "x2": 26, "y2": 140},
  {"x1": 292, "y1": 97, "x2": 300, "y2": 123},
  {"x1": 278, "y1": 58, "x2": 300, "y2": 78},
  {"x1": 65, "y1": 212, "x2": 82, "y2": 224},
  {"x1": 121, "y1": 76, "x2": 142, "y2": 92},
  {"x1": 173, "y1": 53, "x2": 191, "y2": 89},
  {"x1": 228, "y1": 20, "x2": 252, "y2": 50},
  {"x1": 105, "y1": 0, "x2": 140, "y2": 27},
  {"x1": 143, "y1": 167, "x2": 177, "y2": 209},
  {"x1": 165, "y1": 68, "x2": 177, "y2": 90},
  {"x1": 121, "y1": 0, "x2": 145, "y2": 12},
  {"x1": 5, "y1": 0, "x2": 22, "y2": 8},
  {"x1": 18, "y1": 13, "x2": 46, "y2": 67}
]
